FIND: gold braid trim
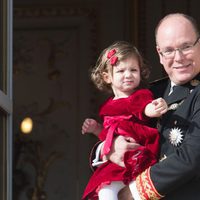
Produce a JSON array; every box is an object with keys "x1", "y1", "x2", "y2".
[{"x1": 136, "y1": 167, "x2": 164, "y2": 200}]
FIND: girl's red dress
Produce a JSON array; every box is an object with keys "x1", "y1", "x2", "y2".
[{"x1": 82, "y1": 89, "x2": 160, "y2": 200}]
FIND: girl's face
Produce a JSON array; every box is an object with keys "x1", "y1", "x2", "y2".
[{"x1": 103, "y1": 56, "x2": 141, "y2": 99}]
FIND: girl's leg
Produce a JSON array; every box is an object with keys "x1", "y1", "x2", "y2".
[{"x1": 98, "y1": 181, "x2": 125, "y2": 200}]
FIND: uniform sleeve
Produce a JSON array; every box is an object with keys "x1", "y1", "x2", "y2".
[{"x1": 135, "y1": 90, "x2": 200, "y2": 199}]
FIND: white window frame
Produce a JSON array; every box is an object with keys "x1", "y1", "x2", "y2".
[{"x1": 1, "y1": 0, "x2": 13, "y2": 199}]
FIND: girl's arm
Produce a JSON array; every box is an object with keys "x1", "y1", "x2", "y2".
[
  {"x1": 144, "y1": 97, "x2": 168, "y2": 118},
  {"x1": 81, "y1": 118, "x2": 103, "y2": 137}
]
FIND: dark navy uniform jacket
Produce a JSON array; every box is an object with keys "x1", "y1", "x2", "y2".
[{"x1": 149, "y1": 74, "x2": 200, "y2": 199}]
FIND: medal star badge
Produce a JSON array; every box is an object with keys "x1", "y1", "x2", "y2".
[{"x1": 169, "y1": 127, "x2": 183, "y2": 146}]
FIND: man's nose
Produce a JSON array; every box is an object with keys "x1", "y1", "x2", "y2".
[{"x1": 174, "y1": 49, "x2": 185, "y2": 61}]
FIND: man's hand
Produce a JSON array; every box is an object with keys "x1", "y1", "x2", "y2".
[
  {"x1": 105, "y1": 135, "x2": 140, "y2": 167},
  {"x1": 118, "y1": 185, "x2": 134, "y2": 200}
]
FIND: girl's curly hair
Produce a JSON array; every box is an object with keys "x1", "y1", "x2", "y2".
[{"x1": 90, "y1": 41, "x2": 150, "y2": 93}]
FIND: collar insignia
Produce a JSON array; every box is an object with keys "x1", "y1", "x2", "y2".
[
  {"x1": 168, "y1": 103, "x2": 179, "y2": 110},
  {"x1": 169, "y1": 127, "x2": 183, "y2": 146},
  {"x1": 168, "y1": 100, "x2": 184, "y2": 111},
  {"x1": 190, "y1": 79, "x2": 200, "y2": 86}
]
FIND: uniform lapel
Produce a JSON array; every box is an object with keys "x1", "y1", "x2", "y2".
[
  {"x1": 157, "y1": 74, "x2": 200, "y2": 135},
  {"x1": 165, "y1": 85, "x2": 190, "y2": 105}
]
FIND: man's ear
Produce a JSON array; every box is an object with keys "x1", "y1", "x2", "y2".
[
  {"x1": 102, "y1": 72, "x2": 111, "y2": 84},
  {"x1": 156, "y1": 46, "x2": 164, "y2": 65}
]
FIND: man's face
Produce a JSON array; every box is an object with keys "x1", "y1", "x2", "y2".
[{"x1": 156, "y1": 16, "x2": 200, "y2": 85}]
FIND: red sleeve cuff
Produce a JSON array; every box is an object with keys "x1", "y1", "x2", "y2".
[{"x1": 136, "y1": 167, "x2": 164, "y2": 200}]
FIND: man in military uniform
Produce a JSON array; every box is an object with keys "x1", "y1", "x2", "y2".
[
  {"x1": 112, "y1": 13, "x2": 200, "y2": 199},
  {"x1": 89, "y1": 13, "x2": 200, "y2": 199}
]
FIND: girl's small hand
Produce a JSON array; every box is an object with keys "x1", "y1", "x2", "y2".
[
  {"x1": 152, "y1": 97, "x2": 168, "y2": 115},
  {"x1": 81, "y1": 118, "x2": 98, "y2": 134}
]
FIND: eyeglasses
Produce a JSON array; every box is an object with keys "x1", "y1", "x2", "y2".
[{"x1": 159, "y1": 36, "x2": 200, "y2": 59}]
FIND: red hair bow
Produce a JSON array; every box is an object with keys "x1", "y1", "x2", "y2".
[{"x1": 107, "y1": 49, "x2": 118, "y2": 66}]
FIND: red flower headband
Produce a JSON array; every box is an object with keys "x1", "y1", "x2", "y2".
[{"x1": 107, "y1": 49, "x2": 118, "y2": 66}]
